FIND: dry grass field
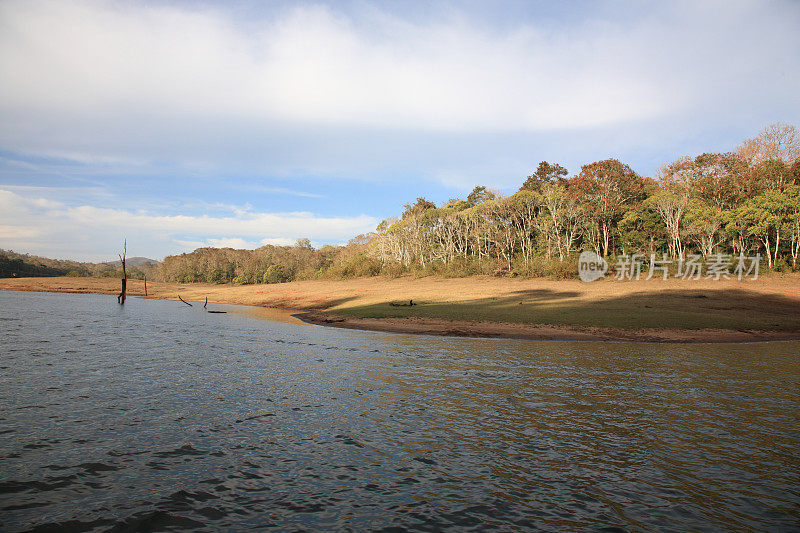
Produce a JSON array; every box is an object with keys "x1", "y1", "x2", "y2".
[{"x1": 2, "y1": 274, "x2": 799, "y2": 341}]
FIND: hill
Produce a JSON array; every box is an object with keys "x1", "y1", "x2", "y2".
[
  {"x1": 0, "y1": 249, "x2": 159, "y2": 279},
  {"x1": 104, "y1": 257, "x2": 160, "y2": 268}
]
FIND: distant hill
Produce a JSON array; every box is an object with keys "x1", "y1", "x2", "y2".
[
  {"x1": 0, "y1": 249, "x2": 159, "y2": 278},
  {"x1": 104, "y1": 257, "x2": 160, "y2": 268},
  {"x1": 0, "y1": 249, "x2": 94, "y2": 278}
]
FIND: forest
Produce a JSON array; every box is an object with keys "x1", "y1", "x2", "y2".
[
  {"x1": 4, "y1": 123, "x2": 799, "y2": 283},
  {"x1": 158, "y1": 123, "x2": 800, "y2": 283}
]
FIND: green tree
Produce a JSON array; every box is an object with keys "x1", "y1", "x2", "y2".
[
  {"x1": 466, "y1": 186, "x2": 497, "y2": 206},
  {"x1": 618, "y1": 205, "x2": 668, "y2": 255},
  {"x1": 520, "y1": 162, "x2": 569, "y2": 192},
  {"x1": 402, "y1": 197, "x2": 436, "y2": 219},
  {"x1": 737, "y1": 190, "x2": 792, "y2": 268},
  {"x1": 262, "y1": 264, "x2": 287, "y2": 284},
  {"x1": 683, "y1": 200, "x2": 725, "y2": 258},
  {"x1": 787, "y1": 185, "x2": 800, "y2": 270},
  {"x1": 295, "y1": 238, "x2": 313, "y2": 250}
]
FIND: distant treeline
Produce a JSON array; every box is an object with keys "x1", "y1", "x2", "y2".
[
  {"x1": 159, "y1": 237, "x2": 379, "y2": 284},
  {"x1": 0, "y1": 249, "x2": 158, "y2": 280}
]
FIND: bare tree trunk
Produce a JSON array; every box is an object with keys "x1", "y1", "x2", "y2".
[
  {"x1": 117, "y1": 239, "x2": 127, "y2": 305},
  {"x1": 764, "y1": 235, "x2": 773, "y2": 268}
]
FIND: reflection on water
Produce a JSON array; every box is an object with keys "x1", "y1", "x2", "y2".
[
  {"x1": 1, "y1": 290, "x2": 798, "y2": 531},
  {"x1": 222, "y1": 303, "x2": 307, "y2": 325}
]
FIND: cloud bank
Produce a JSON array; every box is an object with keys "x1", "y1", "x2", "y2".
[
  {"x1": 0, "y1": 189, "x2": 378, "y2": 261},
  {"x1": 2, "y1": 1, "x2": 797, "y2": 160}
]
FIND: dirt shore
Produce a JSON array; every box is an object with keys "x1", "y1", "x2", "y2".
[
  {"x1": 295, "y1": 311, "x2": 800, "y2": 343},
  {"x1": 2, "y1": 275, "x2": 799, "y2": 343}
]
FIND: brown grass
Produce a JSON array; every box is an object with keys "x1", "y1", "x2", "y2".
[{"x1": 2, "y1": 274, "x2": 799, "y2": 342}]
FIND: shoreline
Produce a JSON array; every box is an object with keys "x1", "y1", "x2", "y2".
[
  {"x1": 3, "y1": 276, "x2": 799, "y2": 344},
  {"x1": 294, "y1": 310, "x2": 800, "y2": 344}
]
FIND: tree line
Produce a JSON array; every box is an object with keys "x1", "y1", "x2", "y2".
[
  {"x1": 158, "y1": 123, "x2": 798, "y2": 283},
  {"x1": 370, "y1": 122, "x2": 800, "y2": 275},
  {"x1": 5, "y1": 123, "x2": 798, "y2": 283}
]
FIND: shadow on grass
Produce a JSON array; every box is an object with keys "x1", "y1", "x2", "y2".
[{"x1": 335, "y1": 288, "x2": 800, "y2": 331}]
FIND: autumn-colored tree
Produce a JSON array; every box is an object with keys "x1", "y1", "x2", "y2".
[
  {"x1": 737, "y1": 122, "x2": 800, "y2": 166},
  {"x1": 755, "y1": 159, "x2": 796, "y2": 192},
  {"x1": 569, "y1": 159, "x2": 645, "y2": 256}
]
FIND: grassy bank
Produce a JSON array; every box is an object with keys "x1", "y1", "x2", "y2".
[{"x1": 2, "y1": 275, "x2": 799, "y2": 341}]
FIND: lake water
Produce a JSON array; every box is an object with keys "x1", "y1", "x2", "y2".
[{"x1": 1, "y1": 290, "x2": 798, "y2": 531}]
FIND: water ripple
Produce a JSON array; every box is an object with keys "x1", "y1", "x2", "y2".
[{"x1": 0, "y1": 290, "x2": 799, "y2": 531}]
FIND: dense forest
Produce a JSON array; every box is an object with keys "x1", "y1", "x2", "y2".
[
  {"x1": 5, "y1": 123, "x2": 799, "y2": 283},
  {"x1": 159, "y1": 123, "x2": 800, "y2": 283}
]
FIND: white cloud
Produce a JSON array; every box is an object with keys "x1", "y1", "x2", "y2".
[
  {"x1": 0, "y1": 0, "x2": 664, "y2": 132},
  {"x1": 205, "y1": 237, "x2": 259, "y2": 249},
  {"x1": 0, "y1": 0, "x2": 797, "y2": 184},
  {"x1": 0, "y1": 225, "x2": 39, "y2": 239},
  {"x1": 3, "y1": 1, "x2": 796, "y2": 141},
  {"x1": 260, "y1": 237, "x2": 296, "y2": 247},
  {"x1": 0, "y1": 188, "x2": 378, "y2": 261}
]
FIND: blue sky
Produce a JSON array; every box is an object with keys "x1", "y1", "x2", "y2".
[{"x1": 1, "y1": 0, "x2": 798, "y2": 261}]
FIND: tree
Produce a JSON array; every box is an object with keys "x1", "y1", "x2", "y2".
[
  {"x1": 520, "y1": 161, "x2": 569, "y2": 192},
  {"x1": 485, "y1": 197, "x2": 519, "y2": 270},
  {"x1": 737, "y1": 190, "x2": 792, "y2": 268},
  {"x1": 506, "y1": 190, "x2": 543, "y2": 264},
  {"x1": 618, "y1": 205, "x2": 668, "y2": 255},
  {"x1": 755, "y1": 159, "x2": 796, "y2": 192},
  {"x1": 117, "y1": 240, "x2": 127, "y2": 304},
  {"x1": 466, "y1": 186, "x2": 497, "y2": 206},
  {"x1": 295, "y1": 238, "x2": 313, "y2": 250},
  {"x1": 683, "y1": 199, "x2": 724, "y2": 258},
  {"x1": 569, "y1": 159, "x2": 645, "y2": 256},
  {"x1": 646, "y1": 187, "x2": 688, "y2": 259},
  {"x1": 263, "y1": 264, "x2": 287, "y2": 284},
  {"x1": 402, "y1": 197, "x2": 436, "y2": 219},
  {"x1": 540, "y1": 181, "x2": 582, "y2": 261},
  {"x1": 691, "y1": 152, "x2": 741, "y2": 210},
  {"x1": 737, "y1": 122, "x2": 800, "y2": 166},
  {"x1": 152, "y1": 121, "x2": 800, "y2": 280},
  {"x1": 787, "y1": 185, "x2": 800, "y2": 269}
]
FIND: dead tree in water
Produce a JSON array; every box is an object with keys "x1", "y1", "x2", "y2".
[
  {"x1": 203, "y1": 296, "x2": 227, "y2": 313},
  {"x1": 144, "y1": 275, "x2": 147, "y2": 297},
  {"x1": 117, "y1": 240, "x2": 127, "y2": 305}
]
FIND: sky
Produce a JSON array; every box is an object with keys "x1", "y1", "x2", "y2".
[{"x1": 1, "y1": 0, "x2": 798, "y2": 261}]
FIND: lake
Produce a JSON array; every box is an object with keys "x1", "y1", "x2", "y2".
[{"x1": 1, "y1": 290, "x2": 798, "y2": 531}]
